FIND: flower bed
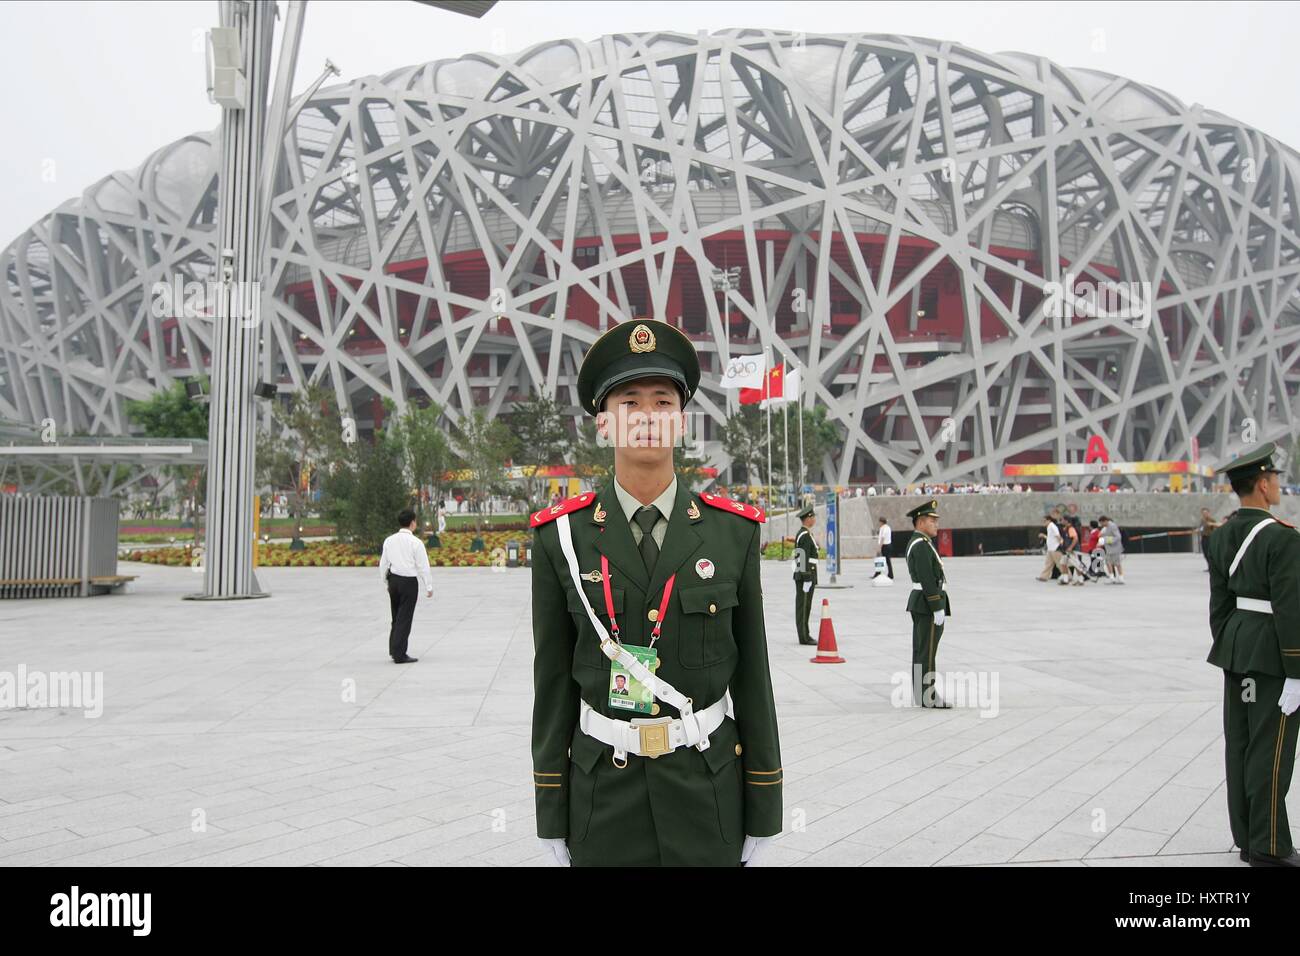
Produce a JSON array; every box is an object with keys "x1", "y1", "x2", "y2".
[
  {"x1": 761, "y1": 539, "x2": 826, "y2": 560},
  {"x1": 120, "y1": 524, "x2": 334, "y2": 541},
  {"x1": 124, "y1": 531, "x2": 536, "y2": 568}
]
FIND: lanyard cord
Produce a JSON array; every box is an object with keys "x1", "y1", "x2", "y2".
[{"x1": 599, "y1": 555, "x2": 676, "y2": 648}]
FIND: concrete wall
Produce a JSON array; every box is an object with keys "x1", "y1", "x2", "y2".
[{"x1": 762, "y1": 493, "x2": 1300, "y2": 558}]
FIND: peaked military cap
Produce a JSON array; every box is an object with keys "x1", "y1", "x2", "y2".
[
  {"x1": 1217, "y1": 442, "x2": 1282, "y2": 480},
  {"x1": 796, "y1": 504, "x2": 815, "y2": 520},
  {"x1": 576, "y1": 319, "x2": 701, "y2": 415},
  {"x1": 906, "y1": 499, "x2": 939, "y2": 521}
]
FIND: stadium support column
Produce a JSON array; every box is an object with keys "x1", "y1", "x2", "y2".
[{"x1": 192, "y1": 0, "x2": 276, "y2": 600}]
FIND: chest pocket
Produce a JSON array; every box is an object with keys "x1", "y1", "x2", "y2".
[
  {"x1": 676, "y1": 581, "x2": 740, "y2": 669},
  {"x1": 566, "y1": 585, "x2": 623, "y2": 669}
]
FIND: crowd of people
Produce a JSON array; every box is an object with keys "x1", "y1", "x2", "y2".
[
  {"x1": 1035, "y1": 509, "x2": 1127, "y2": 585},
  {"x1": 872, "y1": 480, "x2": 1239, "y2": 496}
]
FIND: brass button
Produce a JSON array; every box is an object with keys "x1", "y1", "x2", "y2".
[
  {"x1": 647, "y1": 608, "x2": 659, "y2": 622},
  {"x1": 734, "y1": 743, "x2": 743, "y2": 756},
  {"x1": 708, "y1": 603, "x2": 717, "y2": 614},
  {"x1": 651, "y1": 704, "x2": 661, "y2": 716}
]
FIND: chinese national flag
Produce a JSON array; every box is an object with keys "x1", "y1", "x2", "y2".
[{"x1": 739, "y1": 364, "x2": 783, "y2": 405}]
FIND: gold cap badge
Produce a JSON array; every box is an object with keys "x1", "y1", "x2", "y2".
[{"x1": 628, "y1": 323, "x2": 656, "y2": 353}]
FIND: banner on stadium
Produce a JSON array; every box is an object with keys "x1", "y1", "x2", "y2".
[{"x1": 1002, "y1": 461, "x2": 1214, "y2": 478}]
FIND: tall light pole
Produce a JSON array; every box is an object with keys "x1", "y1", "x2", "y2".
[
  {"x1": 189, "y1": 0, "x2": 282, "y2": 600},
  {"x1": 711, "y1": 266, "x2": 742, "y2": 489},
  {"x1": 190, "y1": 0, "x2": 495, "y2": 600}
]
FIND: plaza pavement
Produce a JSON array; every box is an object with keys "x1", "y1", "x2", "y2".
[{"x1": 0, "y1": 551, "x2": 1269, "y2": 866}]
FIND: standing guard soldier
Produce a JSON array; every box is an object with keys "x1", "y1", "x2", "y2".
[
  {"x1": 1207, "y1": 442, "x2": 1300, "y2": 866},
  {"x1": 904, "y1": 499, "x2": 951, "y2": 709},
  {"x1": 793, "y1": 504, "x2": 819, "y2": 646},
  {"x1": 530, "y1": 319, "x2": 783, "y2": 867}
]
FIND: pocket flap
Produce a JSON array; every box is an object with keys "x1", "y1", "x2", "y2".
[
  {"x1": 677, "y1": 581, "x2": 739, "y2": 616},
  {"x1": 569, "y1": 725, "x2": 607, "y2": 774},
  {"x1": 700, "y1": 717, "x2": 741, "y2": 774}
]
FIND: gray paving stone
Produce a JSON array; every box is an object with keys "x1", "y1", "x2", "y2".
[{"x1": 0, "y1": 554, "x2": 1290, "y2": 866}]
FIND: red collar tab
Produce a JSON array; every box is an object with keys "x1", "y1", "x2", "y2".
[
  {"x1": 699, "y1": 492, "x2": 765, "y2": 523},
  {"x1": 529, "y1": 492, "x2": 597, "y2": 527}
]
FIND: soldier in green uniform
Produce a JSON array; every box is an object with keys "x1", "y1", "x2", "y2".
[
  {"x1": 530, "y1": 319, "x2": 783, "y2": 867},
  {"x1": 904, "y1": 499, "x2": 951, "y2": 709},
  {"x1": 793, "y1": 504, "x2": 819, "y2": 646},
  {"x1": 1207, "y1": 442, "x2": 1300, "y2": 866}
]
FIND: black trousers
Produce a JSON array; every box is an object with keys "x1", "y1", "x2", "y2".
[
  {"x1": 795, "y1": 578, "x2": 816, "y2": 643},
  {"x1": 910, "y1": 612, "x2": 944, "y2": 706},
  {"x1": 883, "y1": 551, "x2": 894, "y2": 578},
  {"x1": 387, "y1": 572, "x2": 419, "y2": 659},
  {"x1": 1223, "y1": 670, "x2": 1299, "y2": 857}
]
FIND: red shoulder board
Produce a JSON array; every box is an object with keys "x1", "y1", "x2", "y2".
[
  {"x1": 699, "y1": 491, "x2": 765, "y2": 523},
  {"x1": 1277, "y1": 518, "x2": 1296, "y2": 529},
  {"x1": 530, "y1": 492, "x2": 597, "y2": 528}
]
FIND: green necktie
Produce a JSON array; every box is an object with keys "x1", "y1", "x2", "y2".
[{"x1": 633, "y1": 506, "x2": 661, "y2": 573}]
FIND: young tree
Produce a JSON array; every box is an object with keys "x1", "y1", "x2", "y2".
[
  {"x1": 572, "y1": 419, "x2": 614, "y2": 486},
  {"x1": 454, "y1": 408, "x2": 517, "y2": 532},
  {"x1": 504, "y1": 394, "x2": 571, "y2": 510},
  {"x1": 771, "y1": 404, "x2": 842, "y2": 487},
  {"x1": 383, "y1": 399, "x2": 453, "y2": 520},
  {"x1": 125, "y1": 380, "x2": 211, "y2": 526},
  {"x1": 324, "y1": 434, "x2": 413, "y2": 552},
  {"x1": 256, "y1": 383, "x2": 348, "y2": 534},
  {"x1": 719, "y1": 404, "x2": 768, "y2": 489},
  {"x1": 673, "y1": 442, "x2": 712, "y2": 491}
]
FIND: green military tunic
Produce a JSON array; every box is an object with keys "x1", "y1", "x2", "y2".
[
  {"x1": 1207, "y1": 506, "x2": 1300, "y2": 859},
  {"x1": 904, "y1": 529, "x2": 950, "y2": 707},
  {"x1": 530, "y1": 480, "x2": 783, "y2": 866},
  {"x1": 793, "y1": 525, "x2": 819, "y2": 645}
]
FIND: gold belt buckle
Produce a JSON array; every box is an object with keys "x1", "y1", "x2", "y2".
[{"x1": 630, "y1": 716, "x2": 674, "y2": 758}]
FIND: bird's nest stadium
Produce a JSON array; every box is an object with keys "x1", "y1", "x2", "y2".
[{"x1": 3, "y1": 29, "x2": 1300, "y2": 486}]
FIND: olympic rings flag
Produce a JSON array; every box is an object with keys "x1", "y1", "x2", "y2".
[{"x1": 721, "y1": 355, "x2": 765, "y2": 390}]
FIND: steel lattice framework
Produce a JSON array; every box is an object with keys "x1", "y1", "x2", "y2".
[{"x1": 5, "y1": 30, "x2": 1300, "y2": 485}]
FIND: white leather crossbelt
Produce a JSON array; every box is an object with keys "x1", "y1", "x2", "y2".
[
  {"x1": 554, "y1": 513, "x2": 722, "y2": 763},
  {"x1": 1236, "y1": 597, "x2": 1272, "y2": 614},
  {"x1": 579, "y1": 697, "x2": 729, "y2": 762}
]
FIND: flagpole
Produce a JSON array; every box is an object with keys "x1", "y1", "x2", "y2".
[
  {"x1": 797, "y1": 375, "x2": 805, "y2": 501},
  {"x1": 782, "y1": 393, "x2": 790, "y2": 557},
  {"x1": 765, "y1": 383, "x2": 772, "y2": 526}
]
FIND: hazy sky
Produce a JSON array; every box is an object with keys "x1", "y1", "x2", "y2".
[{"x1": 2, "y1": 0, "x2": 1297, "y2": 242}]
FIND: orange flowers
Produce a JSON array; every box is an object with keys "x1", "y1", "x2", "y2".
[{"x1": 124, "y1": 532, "x2": 532, "y2": 568}]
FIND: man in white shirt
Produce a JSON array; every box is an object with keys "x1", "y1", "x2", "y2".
[
  {"x1": 873, "y1": 517, "x2": 894, "y2": 579},
  {"x1": 1037, "y1": 515, "x2": 1064, "y2": 581},
  {"x1": 379, "y1": 509, "x2": 433, "y2": 663}
]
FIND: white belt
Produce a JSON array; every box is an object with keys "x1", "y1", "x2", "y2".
[
  {"x1": 579, "y1": 697, "x2": 729, "y2": 763},
  {"x1": 1236, "y1": 597, "x2": 1272, "y2": 615},
  {"x1": 912, "y1": 583, "x2": 922, "y2": 590}
]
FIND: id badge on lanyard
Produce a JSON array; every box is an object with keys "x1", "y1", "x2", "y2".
[{"x1": 601, "y1": 554, "x2": 675, "y2": 715}]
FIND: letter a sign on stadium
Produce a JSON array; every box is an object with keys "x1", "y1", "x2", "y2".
[{"x1": 1084, "y1": 434, "x2": 1109, "y2": 464}]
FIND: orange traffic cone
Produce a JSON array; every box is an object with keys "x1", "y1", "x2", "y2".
[{"x1": 810, "y1": 597, "x2": 845, "y2": 663}]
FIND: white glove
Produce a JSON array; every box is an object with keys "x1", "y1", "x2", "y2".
[
  {"x1": 801, "y1": 581, "x2": 812, "y2": 593},
  {"x1": 741, "y1": 834, "x2": 772, "y2": 867},
  {"x1": 934, "y1": 610, "x2": 946, "y2": 627},
  {"x1": 539, "y1": 837, "x2": 570, "y2": 866},
  {"x1": 1280, "y1": 678, "x2": 1300, "y2": 716}
]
